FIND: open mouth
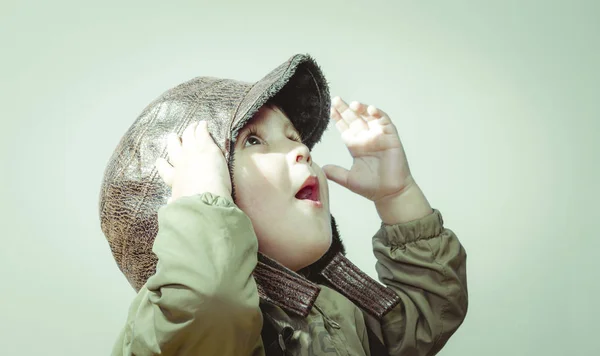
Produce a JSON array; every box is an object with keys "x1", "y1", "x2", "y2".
[{"x1": 295, "y1": 176, "x2": 320, "y2": 202}]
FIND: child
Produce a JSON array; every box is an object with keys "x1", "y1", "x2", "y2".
[{"x1": 99, "y1": 54, "x2": 468, "y2": 355}]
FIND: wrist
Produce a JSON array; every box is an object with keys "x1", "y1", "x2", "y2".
[{"x1": 374, "y1": 182, "x2": 433, "y2": 225}]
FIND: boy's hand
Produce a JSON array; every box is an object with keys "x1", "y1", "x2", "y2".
[
  {"x1": 155, "y1": 121, "x2": 232, "y2": 204},
  {"x1": 323, "y1": 97, "x2": 414, "y2": 204}
]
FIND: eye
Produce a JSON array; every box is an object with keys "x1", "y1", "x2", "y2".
[
  {"x1": 288, "y1": 133, "x2": 302, "y2": 143},
  {"x1": 244, "y1": 134, "x2": 263, "y2": 147}
]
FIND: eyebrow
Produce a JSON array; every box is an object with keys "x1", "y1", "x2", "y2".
[
  {"x1": 239, "y1": 122, "x2": 259, "y2": 136},
  {"x1": 240, "y1": 120, "x2": 299, "y2": 137}
]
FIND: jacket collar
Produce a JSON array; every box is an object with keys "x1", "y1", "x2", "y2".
[{"x1": 253, "y1": 252, "x2": 400, "y2": 320}]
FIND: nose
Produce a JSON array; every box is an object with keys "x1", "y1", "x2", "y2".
[{"x1": 293, "y1": 144, "x2": 312, "y2": 165}]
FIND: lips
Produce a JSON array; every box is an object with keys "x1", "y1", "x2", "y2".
[{"x1": 295, "y1": 176, "x2": 320, "y2": 202}]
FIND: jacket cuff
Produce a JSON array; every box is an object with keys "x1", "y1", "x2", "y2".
[
  {"x1": 197, "y1": 192, "x2": 235, "y2": 207},
  {"x1": 166, "y1": 192, "x2": 235, "y2": 208},
  {"x1": 378, "y1": 209, "x2": 444, "y2": 246}
]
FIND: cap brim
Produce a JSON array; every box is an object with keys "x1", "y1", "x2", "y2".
[{"x1": 228, "y1": 54, "x2": 331, "y2": 155}]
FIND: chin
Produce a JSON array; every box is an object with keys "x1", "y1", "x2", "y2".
[
  {"x1": 257, "y1": 220, "x2": 332, "y2": 271},
  {"x1": 292, "y1": 236, "x2": 332, "y2": 271},
  {"x1": 261, "y1": 237, "x2": 331, "y2": 272}
]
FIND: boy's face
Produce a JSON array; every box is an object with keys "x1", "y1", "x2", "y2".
[{"x1": 232, "y1": 106, "x2": 332, "y2": 271}]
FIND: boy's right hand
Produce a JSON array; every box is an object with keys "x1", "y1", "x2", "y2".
[{"x1": 155, "y1": 121, "x2": 232, "y2": 204}]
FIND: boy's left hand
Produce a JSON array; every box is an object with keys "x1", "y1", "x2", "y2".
[{"x1": 323, "y1": 97, "x2": 414, "y2": 203}]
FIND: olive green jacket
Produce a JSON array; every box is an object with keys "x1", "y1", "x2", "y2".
[{"x1": 112, "y1": 193, "x2": 468, "y2": 355}]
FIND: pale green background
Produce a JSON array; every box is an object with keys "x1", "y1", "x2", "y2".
[{"x1": 1, "y1": 0, "x2": 598, "y2": 355}]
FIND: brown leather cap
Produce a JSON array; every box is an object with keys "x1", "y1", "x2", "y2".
[
  {"x1": 99, "y1": 53, "x2": 330, "y2": 288},
  {"x1": 99, "y1": 54, "x2": 399, "y2": 318}
]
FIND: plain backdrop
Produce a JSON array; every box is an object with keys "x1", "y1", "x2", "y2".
[{"x1": 1, "y1": 0, "x2": 598, "y2": 355}]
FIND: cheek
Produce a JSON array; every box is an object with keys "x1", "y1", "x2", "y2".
[
  {"x1": 236, "y1": 181, "x2": 266, "y2": 212},
  {"x1": 234, "y1": 174, "x2": 281, "y2": 222},
  {"x1": 236, "y1": 159, "x2": 287, "y2": 209},
  {"x1": 232, "y1": 159, "x2": 261, "y2": 208}
]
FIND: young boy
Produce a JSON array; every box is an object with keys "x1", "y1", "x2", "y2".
[{"x1": 99, "y1": 54, "x2": 468, "y2": 355}]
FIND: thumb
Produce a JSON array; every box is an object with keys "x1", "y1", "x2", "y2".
[
  {"x1": 322, "y1": 164, "x2": 350, "y2": 189},
  {"x1": 155, "y1": 157, "x2": 174, "y2": 187}
]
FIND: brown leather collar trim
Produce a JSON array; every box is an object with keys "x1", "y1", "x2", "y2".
[
  {"x1": 254, "y1": 254, "x2": 320, "y2": 318},
  {"x1": 320, "y1": 253, "x2": 401, "y2": 318},
  {"x1": 254, "y1": 252, "x2": 400, "y2": 320}
]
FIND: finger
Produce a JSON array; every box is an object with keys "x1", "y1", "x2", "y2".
[
  {"x1": 195, "y1": 120, "x2": 220, "y2": 153},
  {"x1": 349, "y1": 101, "x2": 368, "y2": 116},
  {"x1": 322, "y1": 164, "x2": 350, "y2": 189},
  {"x1": 332, "y1": 97, "x2": 367, "y2": 129},
  {"x1": 195, "y1": 120, "x2": 209, "y2": 138},
  {"x1": 166, "y1": 133, "x2": 182, "y2": 166},
  {"x1": 330, "y1": 107, "x2": 349, "y2": 133},
  {"x1": 181, "y1": 122, "x2": 199, "y2": 146},
  {"x1": 155, "y1": 157, "x2": 174, "y2": 186},
  {"x1": 351, "y1": 101, "x2": 385, "y2": 125},
  {"x1": 367, "y1": 105, "x2": 390, "y2": 121}
]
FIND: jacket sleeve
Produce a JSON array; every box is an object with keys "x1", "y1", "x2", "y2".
[
  {"x1": 112, "y1": 192, "x2": 265, "y2": 356},
  {"x1": 365, "y1": 209, "x2": 468, "y2": 356}
]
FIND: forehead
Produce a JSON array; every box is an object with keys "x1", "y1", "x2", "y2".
[{"x1": 243, "y1": 105, "x2": 297, "y2": 131}]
